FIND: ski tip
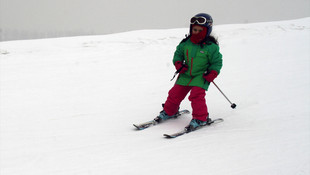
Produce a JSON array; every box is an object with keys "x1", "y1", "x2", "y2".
[
  {"x1": 182, "y1": 109, "x2": 190, "y2": 114},
  {"x1": 133, "y1": 124, "x2": 144, "y2": 130},
  {"x1": 163, "y1": 134, "x2": 176, "y2": 138},
  {"x1": 214, "y1": 118, "x2": 224, "y2": 122}
]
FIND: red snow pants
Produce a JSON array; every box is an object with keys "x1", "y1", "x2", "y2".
[{"x1": 163, "y1": 84, "x2": 208, "y2": 121}]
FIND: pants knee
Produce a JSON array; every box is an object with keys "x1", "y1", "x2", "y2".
[{"x1": 188, "y1": 87, "x2": 206, "y2": 102}]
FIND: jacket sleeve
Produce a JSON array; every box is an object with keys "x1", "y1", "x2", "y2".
[
  {"x1": 208, "y1": 44, "x2": 223, "y2": 74},
  {"x1": 172, "y1": 42, "x2": 185, "y2": 64}
]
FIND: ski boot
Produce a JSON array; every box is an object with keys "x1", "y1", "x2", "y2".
[
  {"x1": 153, "y1": 104, "x2": 178, "y2": 123},
  {"x1": 154, "y1": 110, "x2": 178, "y2": 123},
  {"x1": 185, "y1": 117, "x2": 212, "y2": 132}
]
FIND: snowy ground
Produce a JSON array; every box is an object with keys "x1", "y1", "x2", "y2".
[{"x1": 1, "y1": 18, "x2": 310, "y2": 175}]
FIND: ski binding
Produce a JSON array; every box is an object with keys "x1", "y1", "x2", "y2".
[{"x1": 133, "y1": 109, "x2": 190, "y2": 130}]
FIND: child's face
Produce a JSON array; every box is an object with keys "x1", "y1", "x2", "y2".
[{"x1": 192, "y1": 25, "x2": 203, "y2": 35}]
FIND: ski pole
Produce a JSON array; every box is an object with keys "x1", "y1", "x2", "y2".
[{"x1": 212, "y1": 81, "x2": 237, "y2": 109}]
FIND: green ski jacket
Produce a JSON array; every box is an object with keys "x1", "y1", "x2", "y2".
[{"x1": 173, "y1": 39, "x2": 223, "y2": 91}]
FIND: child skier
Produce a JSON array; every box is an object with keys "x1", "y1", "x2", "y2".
[{"x1": 156, "y1": 13, "x2": 223, "y2": 131}]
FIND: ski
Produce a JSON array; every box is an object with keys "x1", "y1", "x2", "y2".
[
  {"x1": 163, "y1": 118, "x2": 224, "y2": 138},
  {"x1": 133, "y1": 109, "x2": 190, "y2": 130}
]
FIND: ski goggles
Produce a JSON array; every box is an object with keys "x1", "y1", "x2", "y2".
[{"x1": 190, "y1": 16, "x2": 211, "y2": 25}]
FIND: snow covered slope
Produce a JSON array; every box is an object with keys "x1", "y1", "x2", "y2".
[{"x1": 1, "y1": 18, "x2": 309, "y2": 175}]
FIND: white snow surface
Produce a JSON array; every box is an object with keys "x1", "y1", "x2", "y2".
[{"x1": 1, "y1": 18, "x2": 310, "y2": 175}]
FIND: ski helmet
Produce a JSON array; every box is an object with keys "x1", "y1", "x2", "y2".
[{"x1": 190, "y1": 13, "x2": 213, "y2": 37}]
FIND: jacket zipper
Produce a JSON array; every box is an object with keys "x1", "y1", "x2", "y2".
[
  {"x1": 187, "y1": 57, "x2": 194, "y2": 86},
  {"x1": 186, "y1": 49, "x2": 189, "y2": 63}
]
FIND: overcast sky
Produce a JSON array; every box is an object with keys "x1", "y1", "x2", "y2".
[{"x1": 1, "y1": 0, "x2": 309, "y2": 41}]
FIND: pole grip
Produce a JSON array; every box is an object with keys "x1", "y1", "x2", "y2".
[{"x1": 170, "y1": 64, "x2": 185, "y2": 81}]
